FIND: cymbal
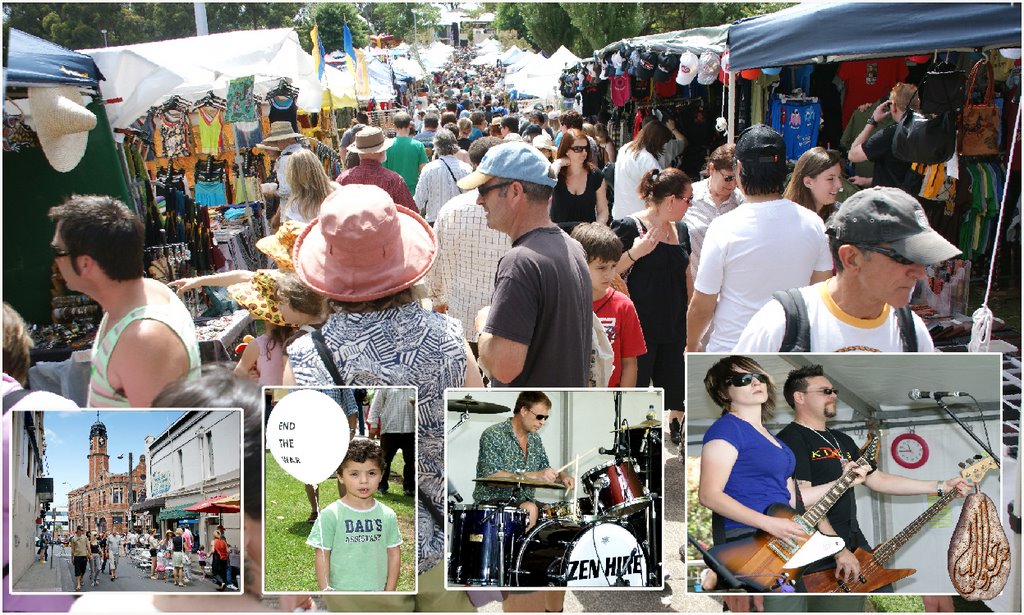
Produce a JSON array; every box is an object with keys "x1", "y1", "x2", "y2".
[
  {"x1": 473, "y1": 476, "x2": 566, "y2": 489},
  {"x1": 447, "y1": 395, "x2": 511, "y2": 414},
  {"x1": 611, "y1": 418, "x2": 662, "y2": 432}
]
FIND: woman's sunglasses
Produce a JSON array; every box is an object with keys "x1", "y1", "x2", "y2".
[{"x1": 728, "y1": 372, "x2": 770, "y2": 387}]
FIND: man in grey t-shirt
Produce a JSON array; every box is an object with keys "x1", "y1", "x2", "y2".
[
  {"x1": 459, "y1": 142, "x2": 592, "y2": 388},
  {"x1": 106, "y1": 532, "x2": 122, "y2": 580}
]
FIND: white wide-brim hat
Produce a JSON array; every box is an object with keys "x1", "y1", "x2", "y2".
[{"x1": 27, "y1": 85, "x2": 97, "y2": 173}]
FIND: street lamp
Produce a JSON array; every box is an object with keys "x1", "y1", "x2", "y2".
[
  {"x1": 100, "y1": 29, "x2": 108, "y2": 47},
  {"x1": 117, "y1": 453, "x2": 133, "y2": 531}
]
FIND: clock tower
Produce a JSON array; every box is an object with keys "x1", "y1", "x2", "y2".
[{"x1": 88, "y1": 413, "x2": 109, "y2": 483}]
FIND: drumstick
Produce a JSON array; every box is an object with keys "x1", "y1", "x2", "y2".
[
  {"x1": 572, "y1": 453, "x2": 580, "y2": 519},
  {"x1": 557, "y1": 446, "x2": 599, "y2": 473}
]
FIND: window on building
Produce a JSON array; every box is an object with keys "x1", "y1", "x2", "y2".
[
  {"x1": 112, "y1": 487, "x2": 122, "y2": 504},
  {"x1": 112, "y1": 515, "x2": 122, "y2": 524},
  {"x1": 206, "y1": 432, "x2": 215, "y2": 476},
  {"x1": 177, "y1": 450, "x2": 184, "y2": 486}
]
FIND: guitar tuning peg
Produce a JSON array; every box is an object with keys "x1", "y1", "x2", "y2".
[
  {"x1": 959, "y1": 461, "x2": 967, "y2": 468},
  {"x1": 973, "y1": 454, "x2": 982, "y2": 459}
]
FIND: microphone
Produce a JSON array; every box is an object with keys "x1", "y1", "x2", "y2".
[{"x1": 908, "y1": 389, "x2": 968, "y2": 401}]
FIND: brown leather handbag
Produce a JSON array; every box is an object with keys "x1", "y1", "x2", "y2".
[
  {"x1": 959, "y1": 59, "x2": 1001, "y2": 157},
  {"x1": 947, "y1": 491, "x2": 1011, "y2": 600}
]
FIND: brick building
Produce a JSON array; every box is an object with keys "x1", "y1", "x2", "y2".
[{"x1": 66, "y1": 417, "x2": 146, "y2": 534}]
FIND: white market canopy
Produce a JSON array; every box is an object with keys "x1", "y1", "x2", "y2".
[
  {"x1": 419, "y1": 41, "x2": 456, "y2": 73},
  {"x1": 81, "y1": 28, "x2": 324, "y2": 131}
]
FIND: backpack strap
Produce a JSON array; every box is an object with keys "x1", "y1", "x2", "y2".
[
  {"x1": 3, "y1": 388, "x2": 32, "y2": 413},
  {"x1": 772, "y1": 289, "x2": 811, "y2": 352},
  {"x1": 675, "y1": 220, "x2": 692, "y2": 256},
  {"x1": 311, "y1": 330, "x2": 345, "y2": 385},
  {"x1": 894, "y1": 306, "x2": 919, "y2": 352}
]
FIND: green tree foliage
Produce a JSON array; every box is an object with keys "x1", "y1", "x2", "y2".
[
  {"x1": 490, "y1": 4, "x2": 534, "y2": 48},
  {"x1": 363, "y1": 2, "x2": 440, "y2": 42},
  {"x1": 645, "y1": 2, "x2": 788, "y2": 34},
  {"x1": 563, "y1": 3, "x2": 654, "y2": 57},
  {"x1": 517, "y1": 4, "x2": 577, "y2": 56},
  {"x1": 296, "y1": 3, "x2": 369, "y2": 54}
]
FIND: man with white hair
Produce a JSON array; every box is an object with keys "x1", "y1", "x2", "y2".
[{"x1": 414, "y1": 128, "x2": 472, "y2": 224}]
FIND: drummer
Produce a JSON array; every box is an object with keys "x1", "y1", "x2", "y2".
[{"x1": 473, "y1": 391, "x2": 575, "y2": 529}]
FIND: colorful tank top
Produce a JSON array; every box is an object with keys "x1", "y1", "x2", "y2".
[
  {"x1": 88, "y1": 284, "x2": 201, "y2": 407},
  {"x1": 268, "y1": 95, "x2": 299, "y2": 133},
  {"x1": 196, "y1": 106, "x2": 224, "y2": 155},
  {"x1": 160, "y1": 109, "x2": 192, "y2": 159}
]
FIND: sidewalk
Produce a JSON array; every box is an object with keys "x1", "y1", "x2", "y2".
[{"x1": 12, "y1": 556, "x2": 64, "y2": 592}]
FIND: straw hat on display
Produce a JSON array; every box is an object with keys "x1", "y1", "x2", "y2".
[
  {"x1": 293, "y1": 184, "x2": 436, "y2": 302},
  {"x1": 26, "y1": 85, "x2": 97, "y2": 173},
  {"x1": 260, "y1": 121, "x2": 303, "y2": 144}
]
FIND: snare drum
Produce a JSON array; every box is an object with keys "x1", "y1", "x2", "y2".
[
  {"x1": 512, "y1": 519, "x2": 648, "y2": 587},
  {"x1": 448, "y1": 504, "x2": 527, "y2": 586},
  {"x1": 539, "y1": 500, "x2": 576, "y2": 520},
  {"x1": 581, "y1": 459, "x2": 652, "y2": 517}
]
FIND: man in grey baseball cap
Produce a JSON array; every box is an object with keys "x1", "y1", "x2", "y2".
[
  {"x1": 736, "y1": 186, "x2": 961, "y2": 352},
  {"x1": 464, "y1": 142, "x2": 592, "y2": 394}
]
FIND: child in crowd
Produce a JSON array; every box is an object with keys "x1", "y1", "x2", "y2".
[
  {"x1": 197, "y1": 547, "x2": 207, "y2": 576},
  {"x1": 229, "y1": 270, "x2": 324, "y2": 386},
  {"x1": 306, "y1": 439, "x2": 401, "y2": 592},
  {"x1": 571, "y1": 222, "x2": 647, "y2": 387}
]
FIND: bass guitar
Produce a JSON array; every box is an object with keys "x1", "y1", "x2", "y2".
[
  {"x1": 802, "y1": 454, "x2": 997, "y2": 593},
  {"x1": 707, "y1": 433, "x2": 879, "y2": 592}
]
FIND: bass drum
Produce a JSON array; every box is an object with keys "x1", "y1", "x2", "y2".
[
  {"x1": 512, "y1": 519, "x2": 648, "y2": 587},
  {"x1": 448, "y1": 504, "x2": 527, "y2": 586}
]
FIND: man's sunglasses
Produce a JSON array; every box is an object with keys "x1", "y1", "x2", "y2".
[
  {"x1": 528, "y1": 408, "x2": 549, "y2": 421},
  {"x1": 728, "y1": 372, "x2": 770, "y2": 387},
  {"x1": 853, "y1": 244, "x2": 917, "y2": 266},
  {"x1": 50, "y1": 244, "x2": 71, "y2": 258},
  {"x1": 478, "y1": 180, "x2": 514, "y2": 197},
  {"x1": 805, "y1": 388, "x2": 840, "y2": 396}
]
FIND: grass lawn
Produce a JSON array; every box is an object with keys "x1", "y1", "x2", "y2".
[{"x1": 264, "y1": 446, "x2": 417, "y2": 592}]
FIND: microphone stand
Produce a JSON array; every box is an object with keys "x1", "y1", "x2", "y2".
[{"x1": 934, "y1": 398, "x2": 1000, "y2": 466}]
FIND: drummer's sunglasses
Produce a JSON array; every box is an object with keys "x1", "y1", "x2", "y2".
[{"x1": 728, "y1": 372, "x2": 770, "y2": 387}]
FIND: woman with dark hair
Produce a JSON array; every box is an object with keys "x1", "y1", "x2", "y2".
[
  {"x1": 613, "y1": 120, "x2": 674, "y2": 217},
  {"x1": 611, "y1": 168, "x2": 692, "y2": 437},
  {"x1": 550, "y1": 128, "x2": 609, "y2": 231},
  {"x1": 784, "y1": 147, "x2": 844, "y2": 221}
]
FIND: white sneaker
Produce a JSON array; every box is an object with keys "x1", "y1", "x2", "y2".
[{"x1": 226, "y1": 584, "x2": 237, "y2": 590}]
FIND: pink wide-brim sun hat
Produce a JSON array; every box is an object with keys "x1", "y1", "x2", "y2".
[{"x1": 293, "y1": 184, "x2": 437, "y2": 302}]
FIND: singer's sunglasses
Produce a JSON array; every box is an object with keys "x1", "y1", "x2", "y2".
[
  {"x1": 728, "y1": 372, "x2": 770, "y2": 387},
  {"x1": 805, "y1": 387, "x2": 840, "y2": 396}
]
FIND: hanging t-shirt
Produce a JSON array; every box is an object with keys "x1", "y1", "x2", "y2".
[
  {"x1": 306, "y1": 499, "x2": 401, "y2": 591},
  {"x1": 160, "y1": 109, "x2": 192, "y2": 159},
  {"x1": 767, "y1": 98, "x2": 821, "y2": 161},
  {"x1": 225, "y1": 76, "x2": 257, "y2": 123},
  {"x1": 837, "y1": 59, "x2": 909, "y2": 126},
  {"x1": 196, "y1": 106, "x2": 224, "y2": 155},
  {"x1": 593, "y1": 287, "x2": 647, "y2": 387},
  {"x1": 610, "y1": 75, "x2": 631, "y2": 108},
  {"x1": 268, "y1": 95, "x2": 299, "y2": 133}
]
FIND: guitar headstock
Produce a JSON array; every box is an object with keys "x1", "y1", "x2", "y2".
[
  {"x1": 856, "y1": 432, "x2": 880, "y2": 470},
  {"x1": 959, "y1": 454, "x2": 998, "y2": 484}
]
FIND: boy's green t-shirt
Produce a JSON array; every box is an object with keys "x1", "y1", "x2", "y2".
[
  {"x1": 383, "y1": 136, "x2": 428, "y2": 194},
  {"x1": 306, "y1": 498, "x2": 401, "y2": 591}
]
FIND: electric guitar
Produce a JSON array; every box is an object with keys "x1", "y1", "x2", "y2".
[
  {"x1": 802, "y1": 454, "x2": 998, "y2": 593},
  {"x1": 707, "y1": 432, "x2": 880, "y2": 592}
]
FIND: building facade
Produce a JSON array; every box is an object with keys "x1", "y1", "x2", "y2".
[
  {"x1": 8, "y1": 410, "x2": 52, "y2": 589},
  {"x1": 145, "y1": 411, "x2": 241, "y2": 549},
  {"x1": 66, "y1": 418, "x2": 147, "y2": 535}
]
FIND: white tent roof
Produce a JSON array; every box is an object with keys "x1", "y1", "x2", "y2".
[
  {"x1": 419, "y1": 41, "x2": 456, "y2": 73},
  {"x1": 499, "y1": 45, "x2": 523, "y2": 64},
  {"x1": 475, "y1": 38, "x2": 501, "y2": 55},
  {"x1": 470, "y1": 53, "x2": 502, "y2": 66},
  {"x1": 527, "y1": 45, "x2": 581, "y2": 77},
  {"x1": 81, "y1": 28, "x2": 323, "y2": 131},
  {"x1": 391, "y1": 56, "x2": 425, "y2": 81},
  {"x1": 364, "y1": 55, "x2": 396, "y2": 102}
]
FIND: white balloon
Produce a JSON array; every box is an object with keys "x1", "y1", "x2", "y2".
[{"x1": 267, "y1": 389, "x2": 350, "y2": 486}]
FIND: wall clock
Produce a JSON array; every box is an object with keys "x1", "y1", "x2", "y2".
[{"x1": 891, "y1": 432, "x2": 929, "y2": 469}]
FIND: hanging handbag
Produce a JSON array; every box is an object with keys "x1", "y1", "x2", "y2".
[
  {"x1": 918, "y1": 61, "x2": 967, "y2": 114},
  {"x1": 959, "y1": 59, "x2": 1001, "y2": 157},
  {"x1": 892, "y1": 91, "x2": 957, "y2": 164}
]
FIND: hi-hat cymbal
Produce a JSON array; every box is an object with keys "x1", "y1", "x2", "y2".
[
  {"x1": 611, "y1": 418, "x2": 662, "y2": 432},
  {"x1": 447, "y1": 395, "x2": 511, "y2": 414},
  {"x1": 473, "y1": 476, "x2": 566, "y2": 489}
]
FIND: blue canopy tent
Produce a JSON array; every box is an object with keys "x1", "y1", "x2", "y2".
[
  {"x1": 728, "y1": 2, "x2": 1022, "y2": 71},
  {"x1": 4, "y1": 28, "x2": 104, "y2": 89}
]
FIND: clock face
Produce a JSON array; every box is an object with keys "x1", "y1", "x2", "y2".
[
  {"x1": 891, "y1": 433, "x2": 929, "y2": 469},
  {"x1": 98, "y1": 437, "x2": 105, "y2": 446}
]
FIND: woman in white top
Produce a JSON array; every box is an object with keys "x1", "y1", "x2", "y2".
[
  {"x1": 613, "y1": 120, "x2": 673, "y2": 217},
  {"x1": 282, "y1": 149, "x2": 338, "y2": 224}
]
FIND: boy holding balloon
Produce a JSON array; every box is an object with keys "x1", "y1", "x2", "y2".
[{"x1": 306, "y1": 439, "x2": 402, "y2": 591}]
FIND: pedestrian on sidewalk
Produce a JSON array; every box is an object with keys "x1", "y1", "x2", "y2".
[
  {"x1": 107, "y1": 531, "x2": 122, "y2": 581},
  {"x1": 181, "y1": 525, "x2": 194, "y2": 585},
  {"x1": 88, "y1": 531, "x2": 102, "y2": 587},
  {"x1": 99, "y1": 532, "x2": 108, "y2": 572},
  {"x1": 148, "y1": 533, "x2": 160, "y2": 579},
  {"x1": 71, "y1": 526, "x2": 89, "y2": 592},
  {"x1": 171, "y1": 527, "x2": 186, "y2": 587},
  {"x1": 37, "y1": 528, "x2": 49, "y2": 562}
]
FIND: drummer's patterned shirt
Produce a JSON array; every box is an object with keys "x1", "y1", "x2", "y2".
[{"x1": 473, "y1": 418, "x2": 551, "y2": 504}]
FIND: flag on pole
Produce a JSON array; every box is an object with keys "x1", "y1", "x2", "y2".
[
  {"x1": 343, "y1": 23, "x2": 357, "y2": 74},
  {"x1": 311, "y1": 24, "x2": 326, "y2": 81}
]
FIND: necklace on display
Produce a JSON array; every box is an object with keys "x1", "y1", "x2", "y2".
[{"x1": 795, "y1": 421, "x2": 842, "y2": 452}]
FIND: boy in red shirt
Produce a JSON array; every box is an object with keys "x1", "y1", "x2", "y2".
[{"x1": 571, "y1": 223, "x2": 646, "y2": 387}]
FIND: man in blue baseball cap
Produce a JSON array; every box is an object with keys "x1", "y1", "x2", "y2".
[{"x1": 459, "y1": 142, "x2": 592, "y2": 392}]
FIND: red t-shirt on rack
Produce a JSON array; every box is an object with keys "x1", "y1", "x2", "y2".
[
  {"x1": 593, "y1": 288, "x2": 647, "y2": 387},
  {"x1": 837, "y1": 58, "x2": 909, "y2": 126}
]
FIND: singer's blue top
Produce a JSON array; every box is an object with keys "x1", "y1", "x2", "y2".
[{"x1": 703, "y1": 413, "x2": 796, "y2": 534}]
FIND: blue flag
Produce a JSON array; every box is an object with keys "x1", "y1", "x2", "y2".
[{"x1": 343, "y1": 23, "x2": 357, "y2": 69}]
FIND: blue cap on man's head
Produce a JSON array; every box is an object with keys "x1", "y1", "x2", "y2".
[{"x1": 457, "y1": 142, "x2": 557, "y2": 190}]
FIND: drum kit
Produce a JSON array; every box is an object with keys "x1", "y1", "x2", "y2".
[{"x1": 446, "y1": 393, "x2": 662, "y2": 588}]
